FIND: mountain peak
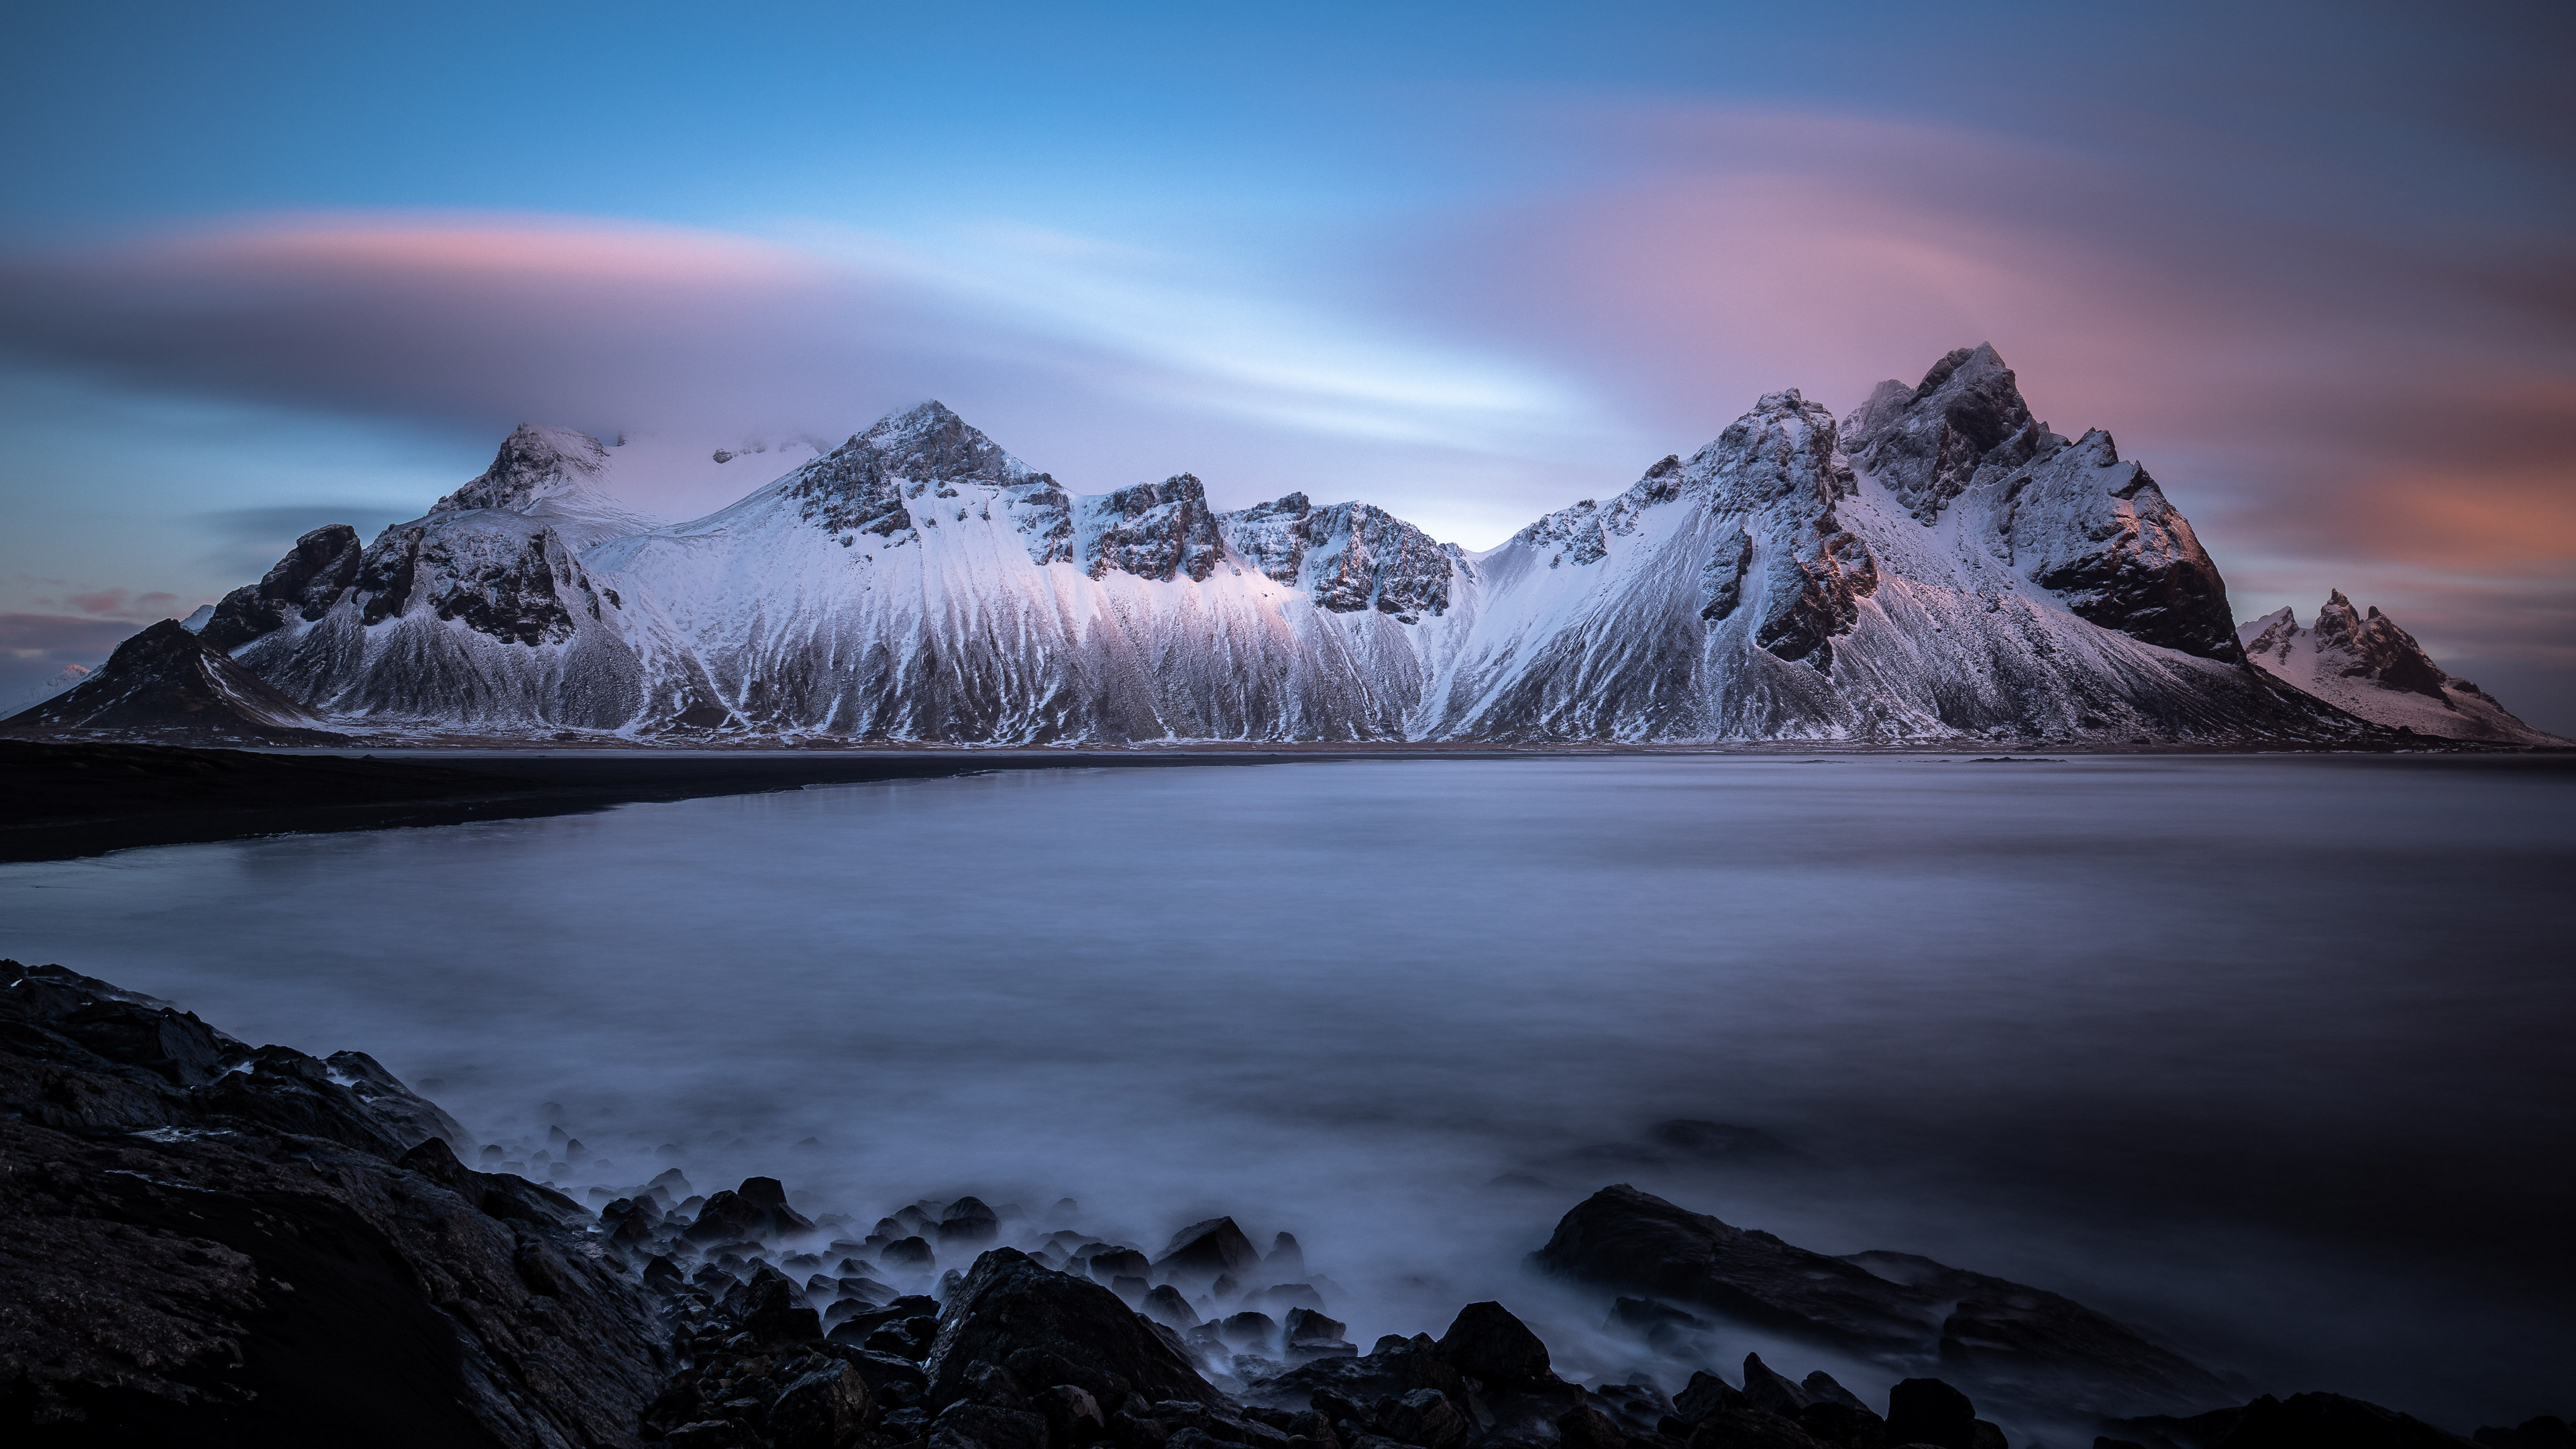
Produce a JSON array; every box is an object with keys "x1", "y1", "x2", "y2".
[
  {"x1": 2237, "y1": 592, "x2": 2560, "y2": 742},
  {"x1": 433, "y1": 424, "x2": 611, "y2": 515},
  {"x1": 845, "y1": 399, "x2": 1038, "y2": 488},
  {"x1": 1843, "y1": 343, "x2": 2059, "y2": 523}
]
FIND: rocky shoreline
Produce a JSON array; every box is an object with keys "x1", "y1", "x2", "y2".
[{"x1": 3, "y1": 961, "x2": 2563, "y2": 1449}]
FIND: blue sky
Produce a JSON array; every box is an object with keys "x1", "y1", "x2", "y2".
[{"x1": 4, "y1": 1, "x2": 2571, "y2": 725}]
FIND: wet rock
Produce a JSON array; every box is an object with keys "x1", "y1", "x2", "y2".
[
  {"x1": 925, "y1": 1248, "x2": 1227, "y2": 1413},
  {"x1": 1155, "y1": 1218, "x2": 1263, "y2": 1285},
  {"x1": 937, "y1": 1401, "x2": 1053, "y2": 1449},
  {"x1": 1557, "y1": 1402, "x2": 1629, "y2": 1449},
  {"x1": 0, "y1": 960, "x2": 666, "y2": 1442},
  {"x1": 1537, "y1": 1185, "x2": 2227, "y2": 1415},
  {"x1": 1223, "y1": 1312, "x2": 1283, "y2": 1351},
  {"x1": 771, "y1": 1358, "x2": 877, "y2": 1448},
  {"x1": 1884, "y1": 1377, "x2": 1979, "y2": 1449},
  {"x1": 1681, "y1": 1405, "x2": 1823, "y2": 1449},
  {"x1": 1283, "y1": 1307, "x2": 1352, "y2": 1352},
  {"x1": 1672, "y1": 1371, "x2": 1748, "y2": 1424},
  {"x1": 1434, "y1": 1301, "x2": 1556, "y2": 1387},
  {"x1": 1377, "y1": 1387, "x2": 1473, "y2": 1449},
  {"x1": 1250, "y1": 1334, "x2": 1467, "y2": 1415},
  {"x1": 1146, "y1": 1284, "x2": 1204, "y2": 1329},
  {"x1": 1038, "y1": 1383, "x2": 1110, "y2": 1444},
  {"x1": 1261, "y1": 1284, "x2": 1328, "y2": 1314},
  {"x1": 1799, "y1": 1373, "x2": 1864, "y2": 1413},
  {"x1": 1266, "y1": 1233, "x2": 1307, "y2": 1277},
  {"x1": 943, "y1": 1196, "x2": 1004, "y2": 1246},
  {"x1": 834, "y1": 1346, "x2": 930, "y2": 1406},
  {"x1": 1608, "y1": 1297, "x2": 1708, "y2": 1354},
  {"x1": 1089, "y1": 1246, "x2": 1152, "y2": 1281},
  {"x1": 1740, "y1": 1354, "x2": 1811, "y2": 1417},
  {"x1": 883, "y1": 1234, "x2": 938, "y2": 1267}
]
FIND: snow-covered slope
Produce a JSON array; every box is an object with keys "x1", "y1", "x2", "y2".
[
  {"x1": 2239, "y1": 594, "x2": 2561, "y2": 744},
  {"x1": 170, "y1": 345, "x2": 2410, "y2": 743}
]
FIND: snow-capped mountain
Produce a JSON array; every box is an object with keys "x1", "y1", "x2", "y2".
[
  {"x1": 2239, "y1": 593, "x2": 2560, "y2": 744},
  {"x1": 44, "y1": 345, "x2": 2432, "y2": 745}
]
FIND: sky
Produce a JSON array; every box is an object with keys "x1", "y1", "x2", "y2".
[{"x1": 2, "y1": 0, "x2": 2570, "y2": 728}]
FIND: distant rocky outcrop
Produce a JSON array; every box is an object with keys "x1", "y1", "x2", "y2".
[
  {"x1": 0, "y1": 619, "x2": 343, "y2": 743},
  {"x1": 2239, "y1": 592, "x2": 2561, "y2": 743},
  {"x1": 1531, "y1": 1184, "x2": 2235, "y2": 1419}
]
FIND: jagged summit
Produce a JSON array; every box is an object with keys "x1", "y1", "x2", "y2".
[
  {"x1": 845, "y1": 399, "x2": 1044, "y2": 488},
  {"x1": 2240, "y1": 592, "x2": 2558, "y2": 743},
  {"x1": 1843, "y1": 343, "x2": 2063, "y2": 523},
  {"x1": 44, "y1": 348, "x2": 2491, "y2": 745},
  {"x1": 433, "y1": 423, "x2": 611, "y2": 515}
]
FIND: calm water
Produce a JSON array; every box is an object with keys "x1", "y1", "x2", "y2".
[{"x1": 5, "y1": 755, "x2": 2569, "y2": 1431}]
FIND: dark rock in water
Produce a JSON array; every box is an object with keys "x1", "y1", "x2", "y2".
[
  {"x1": 2, "y1": 619, "x2": 345, "y2": 744},
  {"x1": 1557, "y1": 1401, "x2": 1629, "y2": 1449},
  {"x1": 1380, "y1": 1387, "x2": 1474, "y2": 1449},
  {"x1": 1536, "y1": 1185, "x2": 2230, "y2": 1415},
  {"x1": 882, "y1": 1234, "x2": 937, "y2": 1267},
  {"x1": 1794, "y1": 1397, "x2": 1887, "y2": 1448},
  {"x1": 1680, "y1": 1404, "x2": 1820, "y2": 1449},
  {"x1": 1036, "y1": 1383, "x2": 1109, "y2": 1444},
  {"x1": 1267, "y1": 1232, "x2": 1307, "y2": 1277},
  {"x1": 1155, "y1": 1218, "x2": 1263, "y2": 1283},
  {"x1": 1434, "y1": 1301, "x2": 1557, "y2": 1387},
  {"x1": 941, "y1": 1196, "x2": 1002, "y2": 1246},
  {"x1": 770, "y1": 1358, "x2": 876, "y2": 1448},
  {"x1": 740, "y1": 1262, "x2": 827, "y2": 1345},
  {"x1": 1609, "y1": 1296, "x2": 1708, "y2": 1353},
  {"x1": 1884, "y1": 1377, "x2": 1980, "y2": 1449},
  {"x1": 938, "y1": 1400, "x2": 1053, "y2": 1449},
  {"x1": 1222, "y1": 1311, "x2": 1283, "y2": 1350},
  {"x1": 1262, "y1": 1283, "x2": 1328, "y2": 1313},
  {"x1": 1592, "y1": 1381, "x2": 1676, "y2": 1434},
  {"x1": 1089, "y1": 1246, "x2": 1152, "y2": 1281},
  {"x1": 1145, "y1": 1285, "x2": 1201, "y2": 1328},
  {"x1": 1740, "y1": 1354, "x2": 1811, "y2": 1417},
  {"x1": 924, "y1": 1248, "x2": 1226, "y2": 1413},
  {"x1": 1283, "y1": 1307, "x2": 1350, "y2": 1350},
  {"x1": 1247, "y1": 1334, "x2": 1468, "y2": 1416},
  {"x1": 0, "y1": 959, "x2": 665, "y2": 1443},
  {"x1": 688, "y1": 1188, "x2": 772, "y2": 1243},
  {"x1": 1672, "y1": 1368, "x2": 1748, "y2": 1424},
  {"x1": 1800, "y1": 1372, "x2": 1865, "y2": 1413}
]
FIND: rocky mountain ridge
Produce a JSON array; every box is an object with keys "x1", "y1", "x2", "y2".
[
  {"x1": 2237, "y1": 592, "x2": 2559, "y2": 744},
  {"x1": 6, "y1": 345, "x2": 2549, "y2": 745}
]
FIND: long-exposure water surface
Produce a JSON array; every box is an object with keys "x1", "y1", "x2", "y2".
[{"x1": 5, "y1": 754, "x2": 2568, "y2": 1430}]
